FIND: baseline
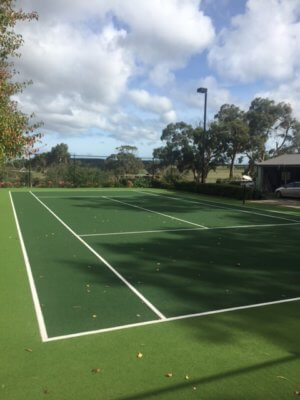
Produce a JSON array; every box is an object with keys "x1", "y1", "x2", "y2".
[
  {"x1": 45, "y1": 296, "x2": 300, "y2": 342},
  {"x1": 29, "y1": 191, "x2": 166, "y2": 321}
]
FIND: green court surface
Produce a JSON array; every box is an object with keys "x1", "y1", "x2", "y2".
[
  {"x1": 10, "y1": 189, "x2": 300, "y2": 340},
  {"x1": 2, "y1": 188, "x2": 300, "y2": 399}
]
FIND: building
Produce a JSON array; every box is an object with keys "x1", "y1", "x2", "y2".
[{"x1": 256, "y1": 154, "x2": 300, "y2": 192}]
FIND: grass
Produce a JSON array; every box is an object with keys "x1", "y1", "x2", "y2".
[{"x1": 1, "y1": 187, "x2": 300, "y2": 399}]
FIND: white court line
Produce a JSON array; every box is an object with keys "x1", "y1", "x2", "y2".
[
  {"x1": 80, "y1": 227, "x2": 203, "y2": 237},
  {"x1": 9, "y1": 191, "x2": 48, "y2": 342},
  {"x1": 29, "y1": 191, "x2": 166, "y2": 321},
  {"x1": 79, "y1": 221, "x2": 300, "y2": 237},
  {"x1": 138, "y1": 191, "x2": 299, "y2": 223},
  {"x1": 103, "y1": 196, "x2": 208, "y2": 229},
  {"x1": 45, "y1": 296, "x2": 300, "y2": 342},
  {"x1": 37, "y1": 195, "x2": 136, "y2": 199}
]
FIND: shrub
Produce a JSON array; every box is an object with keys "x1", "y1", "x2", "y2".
[{"x1": 152, "y1": 179, "x2": 262, "y2": 200}]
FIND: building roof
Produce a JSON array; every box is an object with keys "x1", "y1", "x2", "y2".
[{"x1": 256, "y1": 154, "x2": 300, "y2": 166}]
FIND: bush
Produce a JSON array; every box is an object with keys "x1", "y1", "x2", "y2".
[
  {"x1": 132, "y1": 176, "x2": 152, "y2": 188},
  {"x1": 152, "y1": 179, "x2": 262, "y2": 200}
]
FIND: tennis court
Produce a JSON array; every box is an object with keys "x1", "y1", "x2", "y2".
[{"x1": 10, "y1": 189, "x2": 300, "y2": 342}]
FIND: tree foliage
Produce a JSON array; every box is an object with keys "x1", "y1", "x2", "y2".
[
  {"x1": 154, "y1": 122, "x2": 227, "y2": 183},
  {"x1": 0, "y1": 0, "x2": 41, "y2": 163},
  {"x1": 105, "y1": 145, "x2": 144, "y2": 177},
  {"x1": 214, "y1": 104, "x2": 249, "y2": 178}
]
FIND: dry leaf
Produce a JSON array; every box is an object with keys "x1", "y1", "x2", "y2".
[
  {"x1": 277, "y1": 376, "x2": 289, "y2": 381},
  {"x1": 25, "y1": 348, "x2": 32, "y2": 352},
  {"x1": 165, "y1": 373, "x2": 173, "y2": 378},
  {"x1": 137, "y1": 352, "x2": 143, "y2": 359},
  {"x1": 91, "y1": 368, "x2": 101, "y2": 374}
]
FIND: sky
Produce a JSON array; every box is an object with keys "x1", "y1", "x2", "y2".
[{"x1": 14, "y1": 0, "x2": 300, "y2": 157}]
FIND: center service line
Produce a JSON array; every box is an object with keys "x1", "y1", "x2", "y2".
[
  {"x1": 29, "y1": 191, "x2": 166, "y2": 321},
  {"x1": 102, "y1": 196, "x2": 208, "y2": 229}
]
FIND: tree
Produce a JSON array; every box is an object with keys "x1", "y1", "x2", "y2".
[
  {"x1": 154, "y1": 122, "x2": 227, "y2": 183},
  {"x1": 195, "y1": 123, "x2": 228, "y2": 183},
  {"x1": 0, "y1": 0, "x2": 41, "y2": 163},
  {"x1": 245, "y1": 97, "x2": 299, "y2": 173},
  {"x1": 47, "y1": 143, "x2": 70, "y2": 165},
  {"x1": 214, "y1": 104, "x2": 249, "y2": 179},
  {"x1": 105, "y1": 145, "x2": 143, "y2": 178}
]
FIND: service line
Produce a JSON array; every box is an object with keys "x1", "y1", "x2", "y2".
[
  {"x1": 79, "y1": 221, "x2": 300, "y2": 237},
  {"x1": 102, "y1": 196, "x2": 207, "y2": 229}
]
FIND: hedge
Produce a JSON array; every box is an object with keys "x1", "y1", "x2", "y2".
[{"x1": 152, "y1": 180, "x2": 262, "y2": 200}]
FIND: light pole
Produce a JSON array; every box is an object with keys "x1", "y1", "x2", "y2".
[{"x1": 197, "y1": 87, "x2": 207, "y2": 183}]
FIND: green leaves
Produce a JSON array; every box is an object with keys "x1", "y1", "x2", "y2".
[{"x1": 0, "y1": 0, "x2": 41, "y2": 164}]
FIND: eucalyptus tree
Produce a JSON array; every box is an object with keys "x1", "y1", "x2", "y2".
[{"x1": 214, "y1": 104, "x2": 249, "y2": 179}]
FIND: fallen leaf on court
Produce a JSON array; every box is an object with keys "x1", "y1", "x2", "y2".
[
  {"x1": 91, "y1": 368, "x2": 101, "y2": 374},
  {"x1": 25, "y1": 348, "x2": 32, "y2": 352},
  {"x1": 137, "y1": 352, "x2": 143, "y2": 359},
  {"x1": 277, "y1": 376, "x2": 289, "y2": 381},
  {"x1": 165, "y1": 373, "x2": 173, "y2": 378}
]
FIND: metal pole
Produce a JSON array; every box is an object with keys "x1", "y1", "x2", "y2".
[
  {"x1": 197, "y1": 87, "x2": 208, "y2": 184},
  {"x1": 202, "y1": 90, "x2": 207, "y2": 184},
  {"x1": 28, "y1": 153, "x2": 32, "y2": 188},
  {"x1": 73, "y1": 153, "x2": 76, "y2": 187}
]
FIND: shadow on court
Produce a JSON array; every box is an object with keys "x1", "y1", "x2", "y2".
[{"x1": 117, "y1": 353, "x2": 299, "y2": 400}]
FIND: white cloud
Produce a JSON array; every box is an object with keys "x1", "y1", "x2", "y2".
[
  {"x1": 129, "y1": 89, "x2": 172, "y2": 113},
  {"x1": 13, "y1": 0, "x2": 214, "y2": 148},
  {"x1": 209, "y1": 0, "x2": 300, "y2": 82}
]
